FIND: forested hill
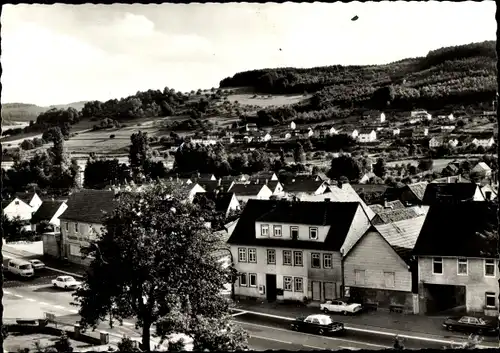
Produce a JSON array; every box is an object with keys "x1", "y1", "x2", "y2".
[{"x1": 219, "y1": 41, "x2": 497, "y2": 111}]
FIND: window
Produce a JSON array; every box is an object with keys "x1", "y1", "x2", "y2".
[
  {"x1": 74, "y1": 223, "x2": 79, "y2": 233},
  {"x1": 485, "y1": 191, "x2": 492, "y2": 200},
  {"x1": 290, "y1": 226, "x2": 299, "y2": 240},
  {"x1": 485, "y1": 292, "x2": 496, "y2": 308},
  {"x1": 457, "y1": 258, "x2": 468, "y2": 275},
  {"x1": 283, "y1": 250, "x2": 292, "y2": 266},
  {"x1": 355, "y1": 270, "x2": 365, "y2": 285},
  {"x1": 311, "y1": 253, "x2": 321, "y2": 268},
  {"x1": 384, "y1": 272, "x2": 395, "y2": 288},
  {"x1": 238, "y1": 248, "x2": 247, "y2": 262},
  {"x1": 267, "y1": 249, "x2": 276, "y2": 264},
  {"x1": 69, "y1": 245, "x2": 81, "y2": 256},
  {"x1": 239, "y1": 273, "x2": 247, "y2": 287},
  {"x1": 294, "y1": 277, "x2": 303, "y2": 292},
  {"x1": 65, "y1": 222, "x2": 69, "y2": 231},
  {"x1": 309, "y1": 227, "x2": 318, "y2": 240},
  {"x1": 273, "y1": 225, "x2": 282, "y2": 237},
  {"x1": 15, "y1": 200, "x2": 20, "y2": 205},
  {"x1": 283, "y1": 276, "x2": 293, "y2": 291},
  {"x1": 433, "y1": 257, "x2": 443, "y2": 274},
  {"x1": 260, "y1": 224, "x2": 269, "y2": 236},
  {"x1": 323, "y1": 254, "x2": 332, "y2": 269},
  {"x1": 249, "y1": 273, "x2": 257, "y2": 287},
  {"x1": 248, "y1": 248, "x2": 257, "y2": 263},
  {"x1": 293, "y1": 251, "x2": 303, "y2": 266},
  {"x1": 484, "y1": 259, "x2": 495, "y2": 277}
]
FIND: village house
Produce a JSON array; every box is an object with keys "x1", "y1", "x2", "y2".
[
  {"x1": 428, "y1": 137, "x2": 442, "y2": 148},
  {"x1": 197, "y1": 179, "x2": 234, "y2": 193},
  {"x1": 369, "y1": 200, "x2": 405, "y2": 214},
  {"x1": 410, "y1": 109, "x2": 432, "y2": 121},
  {"x1": 58, "y1": 189, "x2": 118, "y2": 265},
  {"x1": 15, "y1": 191, "x2": 43, "y2": 212},
  {"x1": 351, "y1": 129, "x2": 359, "y2": 139},
  {"x1": 392, "y1": 128, "x2": 400, "y2": 136},
  {"x1": 280, "y1": 131, "x2": 292, "y2": 140},
  {"x1": 380, "y1": 112, "x2": 386, "y2": 123},
  {"x1": 245, "y1": 123, "x2": 259, "y2": 132},
  {"x1": 221, "y1": 136, "x2": 234, "y2": 144},
  {"x1": 250, "y1": 180, "x2": 285, "y2": 196},
  {"x1": 480, "y1": 184, "x2": 497, "y2": 201},
  {"x1": 227, "y1": 200, "x2": 372, "y2": 304},
  {"x1": 371, "y1": 207, "x2": 423, "y2": 225},
  {"x1": 421, "y1": 183, "x2": 486, "y2": 205},
  {"x1": 228, "y1": 183, "x2": 273, "y2": 202},
  {"x1": 2, "y1": 197, "x2": 35, "y2": 230},
  {"x1": 290, "y1": 121, "x2": 296, "y2": 130},
  {"x1": 190, "y1": 137, "x2": 218, "y2": 146},
  {"x1": 190, "y1": 173, "x2": 217, "y2": 182},
  {"x1": 413, "y1": 202, "x2": 498, "y2": 316},
  {"x1": 431, "y1": 175, "x2": 470, "y2": 184},
  {"x1": 343, "y1": 215, "x2": 427, "y2": 314},
  {"x1": 282, "y1": 180, "x2": 329, "y2": 199},
  {"x1": 357, "y1": 130, "x2": 377, "y2": 143},
  {"x1": 385, "y1": 182, "x2": 428, "y2": 206},
  {"x1": 295, "y1": 127, "x2": 314, "y2": 139},
  {"x1": 440, "y1": 125, "x2": 455, "y2": 133},
  {"x1": 193, "y1": 191, "x2": 240, "y2": 217},
  {"x1": 471, "y1": 162, "x2": 492, "y2": 178},
  {"x1": 30, "y1": 200, "x2": 68, "y2": 233},
  {"x1": 315, "y1": 125, "x2": 338, "y2": 138},
  {"x1": 359, "y1": 172, "x2": 376, "y2": 184},
  {"x1": 248, "y1": 172, "x2": 279, "y2": 183},
  {"x1": 471, "y1": 137, "x2": 495, "y2": 148}
]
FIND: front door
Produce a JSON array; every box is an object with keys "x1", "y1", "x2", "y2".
[
  {"x1": 266, "y1": 274, "x2": 277, "y2": 302},
  {"x1": 312, "y1": 281, "x2": 321, "y2": 301},
  {"x1": 324, "y1": 282, "x2": 335, "y2": 301}
]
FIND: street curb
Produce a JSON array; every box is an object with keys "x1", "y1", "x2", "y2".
[{"x1": 230, "y1": 308, "x2": 498, "y2": 349}]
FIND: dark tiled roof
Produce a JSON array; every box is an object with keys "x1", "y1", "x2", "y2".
[
  {"x1": 283, "y1": 180, "x2": 325, "y2": 193},
  {"x1": 266, "y1": 181, "x2": 281, "y2": 192},
  {"x1": 413, "y1": 202, "x2": 497, "y2": 258},
  {"x1": 369, "y1": 200, "x2": 405, "y2": 214},
  {"x1": 406, "y1": 182, "x2": 428, "y2": 201},
  {"x1": 14, "y1": 192, "x2": 37, "y2": 204},
  {"x1": 351, "y1": 184, "x2": 390, "y2": 194},
  {"x1": 371, "y1": 207, "x2": 420, "y2": 225},
  {"x1": 60, "y1": 189, "x2": 118, "y2": 223},
  {"x1": 227, "y1": 199, "x2": 360, "y2": 251},
  {"x1": 31, "y1": 201, "x2": 65, "y2": 223},
  {"x1": 193, "y1": 192, "x2": 235, "y2": 213},
  {"x1": 431, "y1": 175, "x2": 471, "y2": 184},
  {"x1": 248, "y1": 172, "x2": 277, "y2": 180},
  {"x1": 422, "y1": 183, "x2": 480, "y2": 205},
  {"x1": 197, "y1": 181, "x2": 233, "y2": 193},
  {"x1": 229, "y1": 183, "x2": 267, "y2": 196}
]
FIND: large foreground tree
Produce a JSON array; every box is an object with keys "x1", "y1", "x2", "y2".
[{"x1": 72, "y1": 182, "x2": 247, "y2": 352}]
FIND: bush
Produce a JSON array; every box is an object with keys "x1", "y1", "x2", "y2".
[{"x1": 54, "y1": 332, "x2": 73, "y2": 352}]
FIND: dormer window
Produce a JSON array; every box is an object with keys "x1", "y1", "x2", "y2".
[
  {"x1": 261, "y1": 224, "x2": 269, "y2": 237},
  {"x1": 309, "y1": 227, "x2": 318, "y2": 240},
  {"x1": 273, "y1": 225, "x2": 282, "y2": 237},
  {"x1": 290, "y1": 226, "x2": 299, "y2": 240}
]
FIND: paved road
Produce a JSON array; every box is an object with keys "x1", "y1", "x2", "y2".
[{"x1": 3, "y1": 268, "x2": 62, "y2": 288}]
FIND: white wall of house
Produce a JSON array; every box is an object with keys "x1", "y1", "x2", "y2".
[
  {"x1": 29, "y1": 194, "x2": 43, "y2": 212},
  {"x1": 418, "y1": 256, "x2": 499, "y2": 314},
  {"x1": 255, "y1": 222, "x2": 330, "y2": 242},
  {"x1": 3, "y1": 198, "x2": 33, "y2": 222},
  {"x1": 60, "y1": 220, "x2": 104, "y2": 265},
  {"x1": 187, "y1": 184, "x2": 206, "y2": 202}
]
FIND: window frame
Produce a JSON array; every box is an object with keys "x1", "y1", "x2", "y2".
[
  {"x1": 239, "y1": 273, "x2": 247, "y2": 287},
  {"x1": 484, "y1": 259, "x2": 495, "y2": 277},
  {"x1": 74, "y1": 223, "x2": 79, "y2": 233},
  {"x1": 311, "y1": 253, "x2": 321, "y2": 269},
  {"x1": 249, "y1": 273, "x2": 257, "y2": 288},
  {"x1": 457, "y1": 258, "x2": 468, "y2": 276},
  {"x1": 309, "y1": 227, "x2": 318, "y2": 240},
  {"x1": 432, "y1": 257, "x2": 443, "y2": 275},
  {"x1": 293, "y1": 251, "x2": 303, "y2": 267},
  {"x1": 283, "y1": 250, "x2": 292, "y2": 266},
  {"x1": 383, "y1": 271, "x2": 395, "y2": 288},
  {"x1": 273, "y1": 225, "x2": 282, "y2": 237},
  {"x1": 290, "y1": 226, "x2": 299, "y2": 240},
  {"x1": 485, "y1": 292, "x2": 496, "y2": 308},
  {"x1": 283, "y1": 276, "x2": 293, "y2": 291},
  {"x1": 65, "y1": 222, "x2": 69, "y2": 231},
  {"x1": 323, "y1": 254, "x2": 332, "y2": 269},
  {"x1": 267, "y1": 249, "x2": 276, "y2": 265},
  {"x1": 238, "y1": 248, "x2": 247, "y2": 263},
  {"x1": 260, "y1": 224, "x2": 269, "y2": 237},
  {"x1": 294, "y1": 277, "x2": 303, "y2": 292},
  {"x1": 248, "y1": 248, "x2": 257, "y2": 263}
]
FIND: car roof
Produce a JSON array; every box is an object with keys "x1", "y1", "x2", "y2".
[
  {"x1": 307, "y1": 314, "x2": 331, "y2": 320},
  {"x1": 58, "y1": 275, "x2": 73, "y2": 279}
]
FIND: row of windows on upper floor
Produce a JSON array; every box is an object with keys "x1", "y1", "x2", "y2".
[
  {"x1": 259, "y1": 224, "x2": 319, "y2": 240},
  {"x1": 432, "y1": 257, "x2": 497, "y2": 277},
  {"x1": 238, "y1": 247, "x2": 333, "y2": 268}
]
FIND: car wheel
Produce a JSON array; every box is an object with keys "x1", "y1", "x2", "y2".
[
  {"x1": 323, "y1": 308, "x2": 329, "y2": 314},
  {"x1": 446, "y1": 325, "x2": 453, "y2": 331},
  {"x1": 342, "y1": 311, "x2": 347, "y2": 316},
  {"x1": 53, "y1": 283, "x2": 57, "y2": 287},
  {"x1": 318, "y1": 328, "x2": 325, "y2": 335},
  {"x1": 291, "y1": 325, "x2": 298, "y2": 331}
]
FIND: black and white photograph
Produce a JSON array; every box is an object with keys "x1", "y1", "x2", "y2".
[{"x1": 1, "y1": 2, "x2": 498, "y2": 352}]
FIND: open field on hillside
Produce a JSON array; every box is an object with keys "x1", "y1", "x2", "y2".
[
  {"x1": 386, "y1": 158, "x2": 478, "y2": 172},
  {"x1": 226, "y1": 93, "x2": 310, "y2": 107}
]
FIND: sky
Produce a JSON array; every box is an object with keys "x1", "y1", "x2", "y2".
[{"x1": 1, "y1": 2, "x2": 496, "y2": 107}]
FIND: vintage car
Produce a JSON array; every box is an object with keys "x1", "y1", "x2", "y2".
[
  {"x1": 290, "y1": 314, "x2": 345, "y2": 336},
  {"x1": 51, "y1": 275, "x2": 82, "y2": 290},
  {"x1": 442, "y1": 316, "x2": 498, "y2": 336},
  {"x1": 320, "y1": 299, "x2": 363, "y2": 315},
  {"x1": 29, "y1": 259, "x2": 46, "y2": 270}
]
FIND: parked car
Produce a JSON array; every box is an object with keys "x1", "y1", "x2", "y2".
[
  {"x1": 51, "y1": 276, "x2": 82, "y2": 290},
  {"x1": 7, "y1": 259, "x2": 34, "y2": 278},
  {"x1": 320, "y1": 299, "x2": 363, "y2": 315},
  {"x1": 290, "y1": 314, "x2": 345, "y2": 336},
  {"x1": 442, "y1": 316, "x2": 498, "y2": 336},
  {"x1": 29, "y1": 259, "x2": 45, "y2": 270}
]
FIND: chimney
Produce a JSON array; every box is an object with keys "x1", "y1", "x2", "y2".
[
  {"x1": 218, "y1": 179, "x2": 221, "y2": 186},
  {"x1": 265, "y1": 179, "x2": 268, "y2": 185},
  {"x1": 447, "y1": 176, "x2": 451, "y2": 183}
]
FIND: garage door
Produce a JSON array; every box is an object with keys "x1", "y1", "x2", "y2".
[{"x1": 324, "y1": 282, "x2": 335, "y2": 300}]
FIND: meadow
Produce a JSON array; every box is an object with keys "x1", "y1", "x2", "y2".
[{"x1": 226, "y1": 93, "x2": 310, "y2": 107}]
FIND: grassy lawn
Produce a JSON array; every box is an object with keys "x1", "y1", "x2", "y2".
[{"x1": 226, "y1": 93, "x2": 310, "y2": 107}]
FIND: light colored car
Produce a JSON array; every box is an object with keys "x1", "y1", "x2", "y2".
[
  {"x1": 320, "y1": 299, "x2": 363, "y2": 315},
  {"x1": 29, "y1": 259, "x2": 46, "y2": 270},
  {"x1": 7, "y1": 259, "x2": 35, "y2": 278},
  {"x1": 51, "y1": 275, "x2": 82, "y2": 290}
]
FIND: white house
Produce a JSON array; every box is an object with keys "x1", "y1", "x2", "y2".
[
  {"x1": 246, "y1": 123, "x2": 259, "y2": 132},
  {"x1": 229, "y1": 184, "x2": 273, "y2": 203},
  {"x1": 380, "y1": 113, "x2": 386, "y2": 123},
  {"x1": 290, "y1": 121, "x2": 296, "y2": 130},
  {"x1": 15, "y1": 191, "x2": 43, "y2": 213},
  {"x1": 2, "y1": 198, "x2": 34, "y2": 230},
  {"x1": 428, "y1": 137, "x2": 443, "y2": 148},
  {"x1": 351, "y1": 130, "x2": 359, "y2": 139},
  {"x1": 448, "y1": 139, "x2": 459, "y2": 148},
  {"x1": 31, "y1": 200, "x2": 68, "y2": 233},
  {"x1": 260, "y1": 132, "x2": 272, "y2": 142},
  {"x1": 393, "y1": 128, "x2": 400, "y2": 136},
  {"x1": 357, "y1": 130, "x2": 377, "y2": 143},
  {"x1": 471, "y1": 162, "x2": 492, "y2": 178},
  {"x1": 190, "y1": 138, "x2": 217, "y2": 146},
  {"x1": 411, "y1": 109, "x2": 432, "y2": 120},
  {"x1": 471, "y1": 137, "x2": 495, "y2": 148}
]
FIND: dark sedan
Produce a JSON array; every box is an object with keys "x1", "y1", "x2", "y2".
[
  {"x1": 442, "y1": 316, "x2": 498, "y2": 336},
  {"x1": 290, "y1": 314, "x2": 345, "y2": 336}
]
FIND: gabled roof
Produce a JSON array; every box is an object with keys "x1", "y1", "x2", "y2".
[
  {"x1": 14, "y1": 191, "x2": 38, "y2": 204},
  {"x1": 472, "y1": 162, "x2": 492, "y2": 172},
  {"x1": 60, "y1": 189, "x2": 117, "y2": 224},
  {"x1": 413, "y1": 202, "x2": 497, "y2": 258},
  {"x1": 431, "y1": 175, "x2": 471, "y2": 184},
  {"x1": 197, "y1": 180, "x2": 233, "y2": 193},
  {"x1": 422, "y1": 183, "x2": 480, "y2": 205},
  {"x1": 351, "y1": 184, "x2": 390, "y2": 194},
  {"x1": 283, "y1": 180, "x2": 325, "y2": 193},
  {"x1": 31, "y1": 200, "x2": 66, "y2": 223},
  {"x1": 249, "y1": 171, "x2": 277, "y2": 180},
  {"x1": 229, "y1": 183, "x2": 267, "y2": 196},
  {"x1": 193, "y1": 192, "x2": 236, "y2": 213},
  {"x1": 406, "y1": 182, "x2": 428, "y2": 201},
  {"x1": 371, "y1": 207, "x2": 420, "y2": 225},
  {"x1": 227, "y1": 199, "x2": 360, "y2": 251},
  {"x1": 369, "y1": 200, "x2": 405, "y2": 214},
  {"x1": 266, "y1": 181, "x2": 282, "y2": 191}
]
